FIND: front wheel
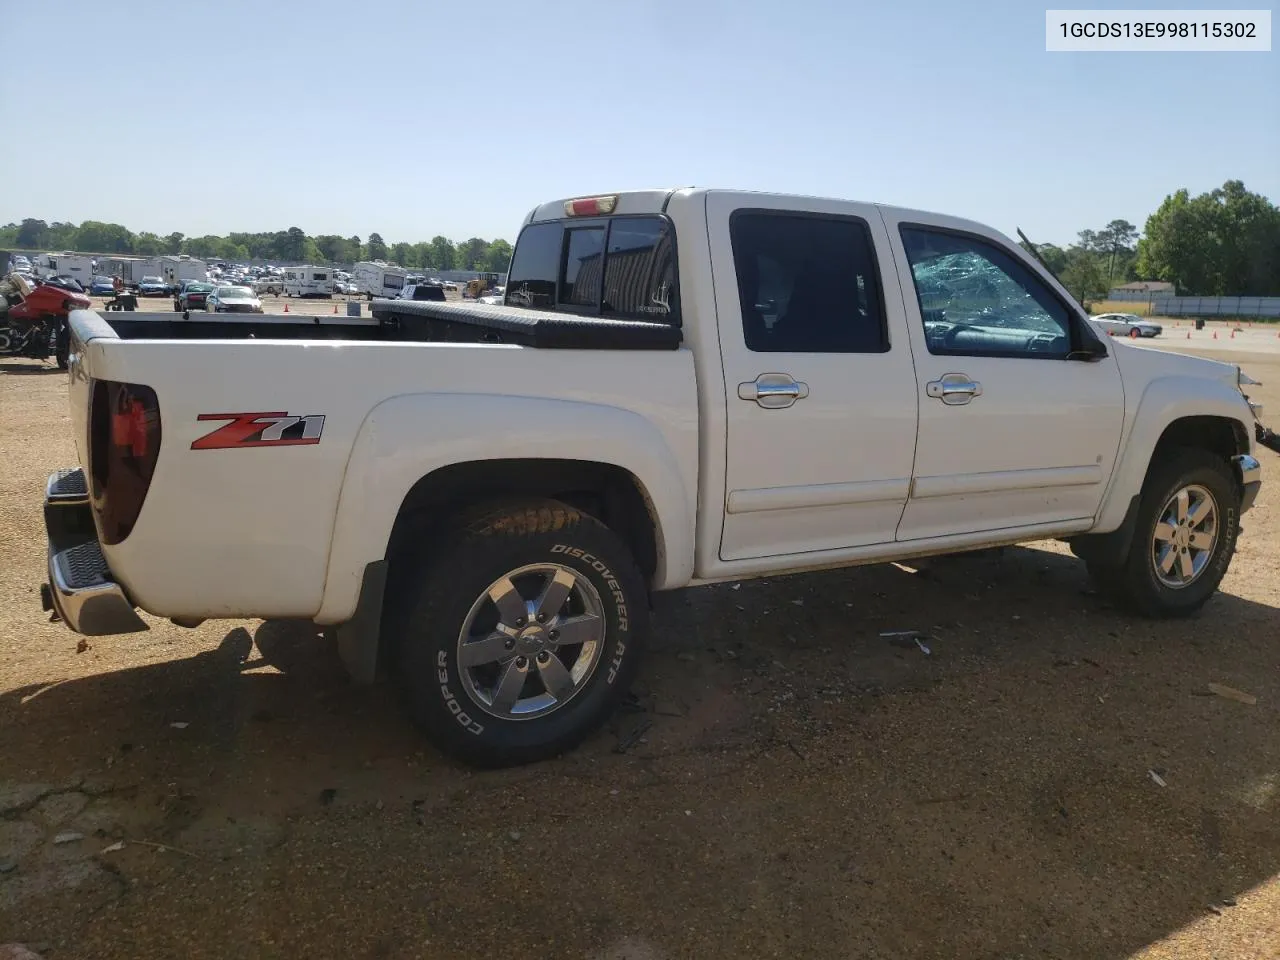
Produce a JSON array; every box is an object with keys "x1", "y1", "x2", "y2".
[
  {"x1": 392, "y1": 500, "x2": 649, "y2": 767},
  {"x1": 1088, "y1": 449, "x2": 1240, "y2": 617}
]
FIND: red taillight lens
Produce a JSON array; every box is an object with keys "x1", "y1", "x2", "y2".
[
  {"x1": 111, "y1": 398, "x2": 150, "y2": 457},
  {"x1": 90, "y1": 381, "x2": 162, "y2": 544}
]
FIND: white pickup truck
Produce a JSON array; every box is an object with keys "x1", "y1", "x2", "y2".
[{"x1": 41, "y1": 188, "x2": 1267, "y2": 767}]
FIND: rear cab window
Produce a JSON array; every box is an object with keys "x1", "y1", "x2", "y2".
[{"x1": 505, "y1": 214, "x2": 679, "y2": 324}]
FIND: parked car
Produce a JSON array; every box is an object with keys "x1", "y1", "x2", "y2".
[
  {"x1": 254, "y1": 277, "x2": 284, "y2": 295},
  {"x1": 174, "y1": 281, "x2": 215, "y2": 312},
  {"x1": 89, "y1": 276, "x2": 117, "y2": 296},
  {"x1": 44, "y1": 275, "x2": 86, "y2": 294},
  {"x1": 1091, "y1": 313, "x2": 1163, "y2": 338},
  {"x1": 205, "y1": 285, "x2": 264, "y2": 313},
  {"x1": 35, "y1": 187, "x2": 1268, "y2": 769},
  {"x1": 397, "y1": 282, "x2": 447, "y2": 302},
  {"x1": 137, "y1": 276, "x2": 170, "y2": 297}
]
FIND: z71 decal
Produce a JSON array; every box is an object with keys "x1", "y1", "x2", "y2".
[{"x1": 191, "y1": 412, "x2": 326, "y2": 450}]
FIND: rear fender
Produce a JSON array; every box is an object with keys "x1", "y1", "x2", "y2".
[{"x1": 315, "y1": 393, "x2": 694, "y2": 624}]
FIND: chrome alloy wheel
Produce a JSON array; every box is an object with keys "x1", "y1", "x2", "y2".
[
  {"x1": 456, "y1": 563, "x2": 606, "y2": 720},
  {"x1": 1151, "y1": 484, "x2": 1219, "y2": 589}
]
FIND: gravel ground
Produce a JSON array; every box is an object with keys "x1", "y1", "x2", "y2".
[{"x1": 1, "y1": 347, "x2": 1278, "y2": 960}]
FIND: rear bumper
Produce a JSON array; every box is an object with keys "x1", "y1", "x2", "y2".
[
  {"x1": 1232, "y1": 453, "x2": 1261, "y2": 514},
  {"x1": 41, "y1": 468, "x2": 148, "y2": 636}
]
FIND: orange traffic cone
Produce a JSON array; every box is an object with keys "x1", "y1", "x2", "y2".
[
  {"x1": 1212, "y1": 330, "x2": 1217, "y2": 339},
  {"x1": 284, "y1": 302, "x2": 289, "y2": 313},
  {"x1": 333, "y1": 303, "x2": 338, "y2": 314},
  {"x1": 1186, "y1": 331, "x2": 1191, "y2": 339}
]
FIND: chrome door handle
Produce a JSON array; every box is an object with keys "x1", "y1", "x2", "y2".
[
  {"x1": 738, "y1": 373, "x2": 810, "y2": 409},
  {"x1": 926, "y1": 373, "x2": 982, "y2": 405}
]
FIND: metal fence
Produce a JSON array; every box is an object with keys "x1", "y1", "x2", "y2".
[{"x1": 1153, "y1": 296, "x2": 1280, "y2": 318}]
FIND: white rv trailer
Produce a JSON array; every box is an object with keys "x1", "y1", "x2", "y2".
[
  {"x1": 35, "y1": 253, "x2": 94, "y2": 286},
  {"x1": 97, "y1": 257, "x2": 161, "y2": 288},
  {"x1": 157, "y1": 255, "x2": 208, "y2": 288},
  {"x1": 352, "y1": 261, "x2": 407, "y2": 300},
  {"x1": 283, "y1": 265, "x2": 335, "y2": 298}
]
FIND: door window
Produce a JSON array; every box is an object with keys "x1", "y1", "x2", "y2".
[
  {"x1": 899, "y1": 227, "x2": 1073, "y2": 358},
  {"x1": 729, "y1": 212, "x2": 888, "y2": 353}
]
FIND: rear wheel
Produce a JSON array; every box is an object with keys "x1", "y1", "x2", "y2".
[
  {"x1": 1087, "y1": 449, "x2": 1239, "y2": 617},
  {"x1": 391, "y1": 499, "x2": 649, "y2": 767}
]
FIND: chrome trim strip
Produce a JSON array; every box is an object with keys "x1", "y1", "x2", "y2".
[
  {"x1": 911, "y1": 464, "x2": 1103, "y2": 499},
  {"x1": 727, "y1": 478, "x2": 911, "y2": 514}
]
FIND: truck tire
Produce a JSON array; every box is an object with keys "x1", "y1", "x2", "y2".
[
  {"x1": 392, "y1": 499, "x2": 649, "y2": 767},
  {"x1": 1088, "y1": 448, "x2": 1239, "y2": 618}
]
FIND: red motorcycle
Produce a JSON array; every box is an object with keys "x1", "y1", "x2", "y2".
[{"x1": 0, "y1": 274, "x2": 91, "y2": 369}]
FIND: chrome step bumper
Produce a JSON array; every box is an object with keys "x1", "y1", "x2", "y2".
[{"x1": 41, "y1": 468, "x2": 148, "y2": 636}]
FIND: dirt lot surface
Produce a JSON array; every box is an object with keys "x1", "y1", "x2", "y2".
[{"x1": 2, "y1": 343, "x2": 1279, "y2": 959}]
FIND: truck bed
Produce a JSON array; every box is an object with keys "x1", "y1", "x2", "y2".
[{"x1": 92, "y1": 299, "x2": 683, "y2": 351}]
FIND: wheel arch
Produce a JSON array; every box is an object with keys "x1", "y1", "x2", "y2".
[
  {"x1": 385, "y1": 459, "x2": 663, "y2": 586},
  {"x1": 1074, "y1": 405, "x2": 1251, "y2": 566},
  {"x1": 316, "y1": 392, "x2": 695, "y2": 631}
]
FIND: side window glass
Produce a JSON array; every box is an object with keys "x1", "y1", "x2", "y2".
[
  {"x1": 729, "y1": 212, "x2": 887, "y2": 353},
  {"x1": 900, "y1": 227, "x2": 1072, "y2": 358},
  {"x1": 505, "y1": 222, "x2": 562, "y2": 308}
]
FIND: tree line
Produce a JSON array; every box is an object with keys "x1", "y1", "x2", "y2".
[
  {"x1": 0, "y1": 220, "x2": 514, "y2": 274},
  {"x1": 1022, "y1": 179, "x2": 1279, "y2": 302},
  {"x1": 4, "y1": 178, "x2": 1276, "y2": 293}
]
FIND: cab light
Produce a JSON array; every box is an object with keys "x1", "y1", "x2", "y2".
[{"x1": 563, "y1": 195, "x2": 618, "y2": 217}]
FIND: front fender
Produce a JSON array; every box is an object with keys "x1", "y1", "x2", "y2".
[
  {"x1": 1093, "y1": 374, "x2": 1254, "y2": 532},
  {"x1": 314, "y1": 393, "x2": 695, "y2": 624}
]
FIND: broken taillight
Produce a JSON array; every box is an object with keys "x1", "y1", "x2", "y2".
[{"x1": 90, "y1": 381, "x2": 162, "y2": 544}]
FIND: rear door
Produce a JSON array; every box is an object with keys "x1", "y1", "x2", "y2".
[{"x1": 708, "y1": 192, "x2": 920, "y2": 561}]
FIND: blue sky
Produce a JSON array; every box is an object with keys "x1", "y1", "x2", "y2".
[{"x1": 0, "y1": 0, "x2": 1274, "y2": 246}]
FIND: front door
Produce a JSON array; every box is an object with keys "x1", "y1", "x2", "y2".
[
  {"x1": 880, "y1": 213, "x2": 1126, "y2": 541},
  {"x1": 708, "y1": 192, "x2": 920, "y2": 561}
]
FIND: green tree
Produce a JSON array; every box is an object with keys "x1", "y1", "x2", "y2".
[
  {"x1": 134, "y1": 232, "x2": 164, "y2": 255},
  {"x1": 412, "y1": 241, "x2": 435, "y2": 269},
  {"x1": 1098, "y1": 219, "x2": 1138, "y2": 288},
  {"x1": 46, "y1": 223, "x2": 79, "y2": 249},
  {"x1": 348, "y1": 236, "x2": 364, "y2": 261},
  {"x1": 164, "y1": 232, "x2": 184, "y2": 254},
  {"x1": 390, "y1": 242, "x2": 415, "y2": 268},
  {"x1": 456, "y1": 237, "x2": 488, "y2": 270},
  {"x1": 367, "y1": 232, "x2": 388, "y2": 260},
  {"x1": 1137, "y1": 180, "x2": 1280, "y2": 295},
  {"x1": 15, "y1": 218, "x2": 49, "y2": 248},
  {"x1": 429, "y1": 236, "x2": 455, "y2": 270},
  {"x1": 314, "y1": 235, "x2": 349, "y2": 263},
  {"x1": 276, "y1": 227, "x2": 308, "y2": 262},
  {"x1": 183, "y1": 235, "x2": 224, "y2": 259},
  {"x1": 483, "y1": 239, "x2": 513, "y2": 273},
  {"x1": 1060, "y1": 249, "x2": 1108, "y2": 302},
  {"x1": 76, "y1": 221, "x2": 134, "y2": 253}
]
